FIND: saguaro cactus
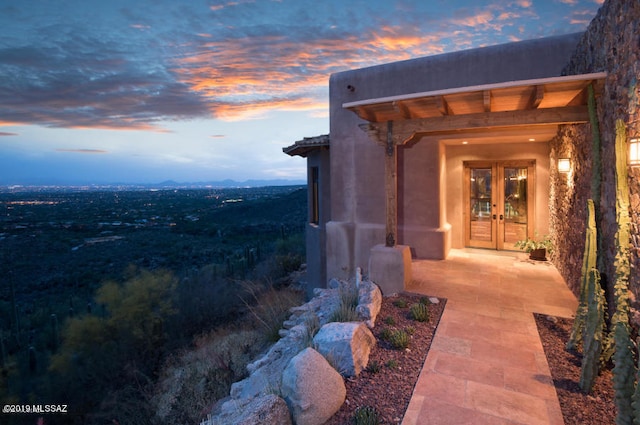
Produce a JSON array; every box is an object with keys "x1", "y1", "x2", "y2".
[
  {"x1": 611, "y1": 119, "x2": 632, "y2": 332},
  {"x1": 580, "y1": 267, "x2": 605, "y2": 393},
  {"x1": 614, "y1": 321, "x2": 636, "y2": 425},
  {"x1": 567, "y1": 199, "x2": 599, "y2": 350},
  {"x1": 611, "y1": 119, "x2": 634, "y2": 424},
  {"x1": 632, "y1": 338, "x2": 640, "y2": 425}
]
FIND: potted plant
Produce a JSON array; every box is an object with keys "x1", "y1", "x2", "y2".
[{"x1": 514, "y1": 233, "x2": 554, "y2": 261}]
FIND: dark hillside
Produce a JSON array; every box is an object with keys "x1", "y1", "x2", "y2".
[
  {"x1": 0, "y1": 185, "x2": 308, "y2": 424},
  {"x1": 0, "y1": 186, "x2": 306, "y2": 303}
]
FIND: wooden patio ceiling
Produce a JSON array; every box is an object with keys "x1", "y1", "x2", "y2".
[{"x1": 343, "y1": 72, "x2": 607, "y2": 144}]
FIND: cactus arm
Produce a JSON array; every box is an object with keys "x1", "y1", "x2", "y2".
[
  {"x1": 579, "y1": 267, "x2": 605, "y2": 393},
  {"x1": 567, "y1": 199, "x2": 598, "y2": 350}
]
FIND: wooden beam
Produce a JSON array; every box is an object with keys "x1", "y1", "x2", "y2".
[
  {"x1": 355, "y1": 105, "x2": 377, "y2": 122},
  {"x1": 394, "y1": 106, "x2": 589, "y2": 140},
  {"x1": 567, "y1": 86, "x2": 589, "y2": 106},
  {"x1": 483, "y1": 90, "x2": 492, "y2": 112},
  {"x1": 436, "y1": 95, "x2": 453, "y2": 116},
  {"x1": 359, "y1": 106, "x2": 589, "y2": 142},
  {"x1": 527, "y1": 85, "x2": 544, "y2": 109},
  {"x1": 392, "y1": 100, "x2": 413, "y2": 119}
]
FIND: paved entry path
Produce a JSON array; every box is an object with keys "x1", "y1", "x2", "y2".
[{"x1": 402, "y1": 249, "x2": 578, "y2": 425}]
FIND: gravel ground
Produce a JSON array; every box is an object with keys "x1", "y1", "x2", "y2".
[
  {"x1": 325, "y1": 296, "x2": 616, "y2": 425},
  {"x1": 535, "y1": 314, "x2": 616, "y2": 425},
  {"x1": 325, "y1": 293, "x2": 446, "y2": 424}
]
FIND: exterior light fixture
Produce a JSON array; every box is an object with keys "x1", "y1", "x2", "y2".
[
  {"x1": 558, "y1": 158, "x2": 571, "y2": 173},
  {"x1": 630, "y1": 138, "x2": 640, "y2": 166}
]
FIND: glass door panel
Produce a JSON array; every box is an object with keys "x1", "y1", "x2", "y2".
[
  {"x1": 468, "y1": 167, "x2": 495, "y2": 248},
  {"x1": 502, "y1": 167, "x2": 528, "y2": 246},
  {"x1": 465, "y1": 161, "x2": 534, "y2": 251}
]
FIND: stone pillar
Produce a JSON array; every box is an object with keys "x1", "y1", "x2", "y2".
[{"x1": 368, "y1": 244, "x2": 412, "y2": 295}]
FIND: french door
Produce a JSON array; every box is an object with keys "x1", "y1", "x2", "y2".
[{"x1": 464, "y1": 161, "x2": 535, "y2": 250}]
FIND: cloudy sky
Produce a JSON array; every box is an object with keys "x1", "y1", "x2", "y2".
[{"x1": 0, "y1": 0, "x2": 603, "y2": 185}]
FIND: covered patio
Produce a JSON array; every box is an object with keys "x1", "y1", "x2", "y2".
[
  {"x1": 342, "y1": 72, "x2": 605, "y2": 295},
  {"x1": 403, "y1": 249, "x2": 577, "y2": 424}
]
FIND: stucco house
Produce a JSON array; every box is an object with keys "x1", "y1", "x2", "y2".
[{"x1": 285, "y1": 0, "x2": 640, "y2": 312}]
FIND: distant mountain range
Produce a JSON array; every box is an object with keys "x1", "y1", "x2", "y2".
[
  {"x1": 1, "y1": 179, "x2": 307, "y2": 191},
  {"x1": 153, "y1": 179, "x2": 306, "y2": 188}
]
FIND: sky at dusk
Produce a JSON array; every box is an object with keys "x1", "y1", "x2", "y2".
[{"x1": 0, "y1": 0, "x2": 604, "y2": 186}]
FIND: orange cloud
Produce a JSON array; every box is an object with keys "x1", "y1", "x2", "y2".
[
  {"x1": 452, "y1": 10, "x2": 495, "y2": 28},
  {"x1": 171, "y1": 28, "x2": 448, "y2": 121},
  {"x1": 512, "y1": 0, "x2": 532, "y2": 7}
]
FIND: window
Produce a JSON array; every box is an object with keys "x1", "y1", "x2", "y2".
[{"x1": 310, "y1": 166, "x2": 319, "y2": 224}]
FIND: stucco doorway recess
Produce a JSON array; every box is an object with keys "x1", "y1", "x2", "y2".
[{"x1": 464, "y1": 160, "x2": 535, "y2": 251}]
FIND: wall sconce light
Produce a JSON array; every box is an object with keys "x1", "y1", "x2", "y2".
[
  {"x1": 630, "y1": 138, "x2": 640, "y2": 166},
  {"x1": 558, "y1": 158, "x2": 571, "y2": 173}
]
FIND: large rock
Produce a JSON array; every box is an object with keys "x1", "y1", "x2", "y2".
[
  {"x1": 208, "y1": 394, "x2": 291, "y2": 425},
  {"x1": 356, "y1": 280, "x2": 382, "y2": 328},
  {"x1": 231, "y1": 324, "x2": 308, "y2": 400},
  {"x1": 313, "y1": 321, "x2": 376, "y2": 377},
  {"x1": 281, "y1": 347, "x2": 346, "y2": 425}
]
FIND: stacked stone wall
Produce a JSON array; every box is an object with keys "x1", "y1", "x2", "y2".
[
  {"x1": 550, "y1": 0, "x2": 640, "y2": 323},
  {"x1": 549, "y1": 125, "x2": 593, "y2": 295}
]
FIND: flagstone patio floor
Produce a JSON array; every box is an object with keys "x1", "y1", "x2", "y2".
[{"x1": 402, "y1": 249, "x2": 578, "y2": 425}]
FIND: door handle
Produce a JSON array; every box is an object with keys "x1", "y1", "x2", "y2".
[
  {"x1": 492, "y1": 214, "x2": 496, "y2": 220},
  {"x1": 499, "y1": 214, "x2": 504, "y2": 220}
]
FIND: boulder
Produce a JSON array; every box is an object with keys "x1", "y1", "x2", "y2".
[
  {"x1": 356, "y1": 280, "x2": 382, "y2": 327},
  {"x1": 208, "y1": 394, "x2": 291, "y2": 425},
  {"x1": 231, "y1": 324, "x2": 308, "y2": 400},
  {"x1": 281, "y1": 347, "x2": 346, "y2": 425},
  {"x1": 313, "y1": 321, "x2": 376, "y2": 377},
  {"x1": 234, "y1": 394, "x2": 292, "y2": 425}
]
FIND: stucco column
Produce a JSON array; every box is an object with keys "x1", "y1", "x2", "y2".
[{"x1": 366, "y1": 121, "x2": 412, "y2": 294}]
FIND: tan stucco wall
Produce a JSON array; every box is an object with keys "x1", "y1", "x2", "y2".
[
  {"x1": 444, "y1": 142, "x2": 551, "y2": 249},
  {"x1": 326, "y1": 33, "x2": 582, "y2": 283}
]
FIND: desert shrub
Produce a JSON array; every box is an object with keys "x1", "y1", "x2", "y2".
[
  {"x1": 380, "y1": 327, "x2": 392, "y2": 341},
  {"x1": 388, "y1": 329, "x2": 409, "y2": 350},
  {"x1": 392, "y1": 298, "x2": 408, "y2": 308},
  {"x1": 270, "y1": 232, "x2": 305, "y2": 278},
  {"x1": 241, "y1": 281, "x2": 304, "y2": 342},
  {"x1": 409, "y1": 303, "x2": 429, "y2": 322},
  {"x1": 353, "y1": 405, "x2": 381, "y2": 425},
  {"x1": 151, "y1": 326, "x2": 265, "y2": 424},
  {"x1": 405, "y1": 325, "x2": 416, "y2": 335},
  {"x1": 419, "y1": 296, "x2": 431, "y2": 305},
  {"x1": 49, "y1": 269, "x2": 178, "y2": 421},
  {"x1": 339, "y1": 282, "x2": 360, "y2": 308},
  {"x1": 366, "y1": 360, "x2": 381, "y2": 374},
  {"x1": 303, "y1": 313, "x2": 321, "y2": 347},
  {"x1": 330, "y1": 303, "x2": 360, "y2": 323},
  {"x1": 384, "y1": 316, "x2": 396, "y2": 325},
  {"x1": 330, "y1": 282, "x2": 360, "y2": 322},
  {"x1": 386, "y1": 359, "x2": 398, "y2": 369},
  {"x1": 271, "y1": 253, "x2": 303, "y2": 278},
  {"x1": 172, "y1": 268, "x2": 247, "y2": 342}
]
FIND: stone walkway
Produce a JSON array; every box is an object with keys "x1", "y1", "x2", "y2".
[{"x1": 402, "y1": 249, "x2": 578, "y2": 425}]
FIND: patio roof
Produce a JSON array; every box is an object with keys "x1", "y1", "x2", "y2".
[
  {"x1": 282, "y1": 134, "x2": 330, "y2": 157},
  {"x1": 343, "y1": 72, "x2": 607, "y2": 144}
]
